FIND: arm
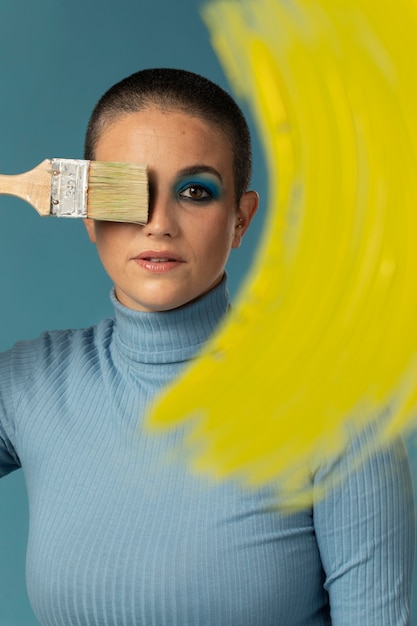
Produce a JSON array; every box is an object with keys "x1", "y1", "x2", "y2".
[
  {"x1": 0, "y1": 340, "x2": 41, "y2": 477},
  {"x1": 0, "y1": 352, "x2": 20, "y2": 476},
  {"x1": 313, "y1": 428, "x2": 415, "y2": 625}
]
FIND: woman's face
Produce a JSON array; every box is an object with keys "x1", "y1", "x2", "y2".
[{"x1": 84, "y1": 106, "x2": 258, "y2": 312}]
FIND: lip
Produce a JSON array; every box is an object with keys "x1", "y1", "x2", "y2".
[{"x1": 132, "y1": 250, "x2": 185, "y2": 273}]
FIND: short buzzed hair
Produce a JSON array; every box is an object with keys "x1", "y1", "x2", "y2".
[{"x1": 84, "y1": 68, "x2": 252, "y2": 201}]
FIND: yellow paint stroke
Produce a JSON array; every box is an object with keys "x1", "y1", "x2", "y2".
[{"x1": 147, "y1": 0, "x2": 417, "y2": 506}]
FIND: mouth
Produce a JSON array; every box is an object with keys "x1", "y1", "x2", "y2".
[
  {"x1": 133, "y1": 250, "x2": 185, "y2": 273},
  {"x1": 140, "y1": 256, "x2": 178, "y2": 262}
]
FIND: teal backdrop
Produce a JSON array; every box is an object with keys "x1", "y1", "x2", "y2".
[{"x1": 0, "y1": 1, "x2": 415, "y2": 624}]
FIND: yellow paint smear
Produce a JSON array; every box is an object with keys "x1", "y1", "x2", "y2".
[{"x1": 147, "y1": 0, "x2": 417, "y2": 506}]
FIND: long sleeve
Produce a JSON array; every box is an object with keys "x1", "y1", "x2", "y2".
[
  {"x1": 313, "y1": 430, "x2": 415, "y2": 625},
  {"x1": 0, "y1": 338, "x2": 41, "y2": 476}
]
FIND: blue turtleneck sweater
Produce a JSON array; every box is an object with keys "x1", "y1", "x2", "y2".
[{"x1": 0, "y1": 279, "x2": 414, "y2": 625}]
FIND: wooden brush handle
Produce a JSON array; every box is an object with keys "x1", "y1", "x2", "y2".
[{"x1": 0, "y1": 159, "x2": 52, "y2": 216}]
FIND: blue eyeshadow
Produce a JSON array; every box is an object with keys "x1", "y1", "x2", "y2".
[{"x1": 175, "y1": 176, "x2": 222, "y2": 199}]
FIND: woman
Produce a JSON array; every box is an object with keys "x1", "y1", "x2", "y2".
[{"x1": 0, "y1": 68, "x2": 414, "y2": 625}]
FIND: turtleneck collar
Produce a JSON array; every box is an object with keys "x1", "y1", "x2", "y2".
[{"x1": 110, "y1": 275, "x2": 230, "y2": 365}]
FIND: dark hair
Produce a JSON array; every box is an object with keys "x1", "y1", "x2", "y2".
[{"x1": 84, "y1": 68, "x2": 252, "y2": 200}]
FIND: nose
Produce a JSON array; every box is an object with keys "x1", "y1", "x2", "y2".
[{"x1": 142, "y1": 185, "x2": 179, "y2": 237}]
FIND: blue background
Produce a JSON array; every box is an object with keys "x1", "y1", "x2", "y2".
[{"x1": 0, "y1": 1, "x2": 415, "y2": 624}]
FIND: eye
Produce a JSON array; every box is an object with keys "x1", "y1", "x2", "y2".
[
  {"x1": 178, "y1": 184, "x2": 212, "y2": 201},
  {"x1": 176, "y1": 177, "x2": 222, "y2": 203}
]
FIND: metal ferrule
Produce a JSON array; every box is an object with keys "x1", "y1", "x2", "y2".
[{"x1": 50, "y1": 158, "x2": 90, "y2": 217}]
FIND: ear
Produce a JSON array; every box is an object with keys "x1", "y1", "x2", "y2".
[
  {"x1": 83, "y1": 218, "x2": 97, "y2": 244},
  {"x1": 232, "y1": 190, "x2": 259, "y2": 249}
]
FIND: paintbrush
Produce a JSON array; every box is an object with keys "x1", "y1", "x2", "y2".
[{"x1": 0, "y1": 158, "x2": 148, "y2": 223}]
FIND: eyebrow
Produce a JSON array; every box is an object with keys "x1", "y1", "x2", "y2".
[{"x1": 176, "y1": 165, "x2": 223, "y2": 183}]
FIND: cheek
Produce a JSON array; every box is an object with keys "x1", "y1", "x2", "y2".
[
  {"x1": 94, "y1": 230, "x2": 117, "y2": 263},
  {"x1": 93, "y1": 223, "x2": 135, "y2": 253},
  {"x1": 91, "y1": 226, "x2": 132, "y2": 276},
  {"x1": 198, "y1": 215, "x2": 236, "y2": 258}
]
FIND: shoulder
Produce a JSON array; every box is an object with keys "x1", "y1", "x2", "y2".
[
  {"x1": 0, "y1": 318, "x2": 115, "y2": 385},
  {"x1": 313, "y1": 421, "x2": 413, "y2": 493}
]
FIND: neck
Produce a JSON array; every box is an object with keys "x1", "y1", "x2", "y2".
[{"x1": 110, "y1": 276, "x2": 230, "y2": 365}]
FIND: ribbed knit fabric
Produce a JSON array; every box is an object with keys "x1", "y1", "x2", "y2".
[{"x1": 0, "y1": 278, "x2": 415, "y2": 625}]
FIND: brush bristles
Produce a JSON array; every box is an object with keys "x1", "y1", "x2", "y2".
[{"x1": 87, "y1": 161, "x2": 149, "y2": 223}]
